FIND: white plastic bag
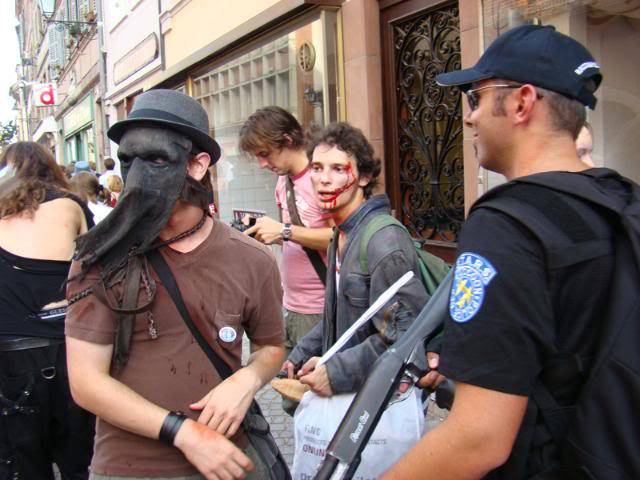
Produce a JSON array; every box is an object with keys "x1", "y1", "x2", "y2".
[{"x1": 292, "y1": 389, "x2": 425, "y2": 480}]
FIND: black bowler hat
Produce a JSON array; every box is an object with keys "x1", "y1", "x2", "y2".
[
  {"x1": 107, "y1": 89, "x2": 221, "y2": 163},
  {"x1": 436, "y1": 25, "x2": 602, "y2": 109}
]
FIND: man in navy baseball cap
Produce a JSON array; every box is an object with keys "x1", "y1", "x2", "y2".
[
  {"x1": 436, "y1": 24, "x2": 602, "y2": 109},
  {"x1": 382, "y1": 25, "x2": 639, "y2": 480}
]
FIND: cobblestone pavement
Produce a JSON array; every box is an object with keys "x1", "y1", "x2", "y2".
[
  {"x1": 243, "y1": 335, "x2": 296, "y2": 466},
  {"x1": 255, "y1": 382, "x2": 296, "y2": 465}
]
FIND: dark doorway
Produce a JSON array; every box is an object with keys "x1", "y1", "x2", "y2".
[{"x1": 380, "y1": 0, "x2": 463, "y2": 263}]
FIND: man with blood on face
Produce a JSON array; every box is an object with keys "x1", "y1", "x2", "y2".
[
  {"x1": 282, "y1": 122, "x2": 430, "y2": 397},
  {"x1": 64, "y1": 90, "x2": 286, "y2": 480}
]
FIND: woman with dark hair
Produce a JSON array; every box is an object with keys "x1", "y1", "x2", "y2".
[
  {"x1": 70, "y1": 171, "x2": 113, "y2": 223},
  {"x1": 0, "y1": 142, "x2": 95, "y2": 480}
]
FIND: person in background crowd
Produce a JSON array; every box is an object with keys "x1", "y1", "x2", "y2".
[
  {"x1": 239, "y1": 107, "x2": 332, "y2": 413},
  {"x1": 65, "y1": 162, "x2": 76, "y2": 179},
  {"x1": 88, "y1": 160, "x2": 98, "y2": 177},
  {"x1": 69, "y1": 171, "x2": 112, "y2": 224},
  {"x1": 73, "y1": 160, "x2": 91, "y2": 176},
  {"x1": 0, "y1": 142, "x2": 95, "y2": 480},
  {"x1": 576, "y1": 121, "x2": 594, "y2": 167},
  {"x1": 106, "y1": 174, "x2": 123, "y2": 207},
  {"x1": 284, "y1": 122, "x2": 429, "y2": 397},
  {"x1": 99, "y1": 157, "x2": 118, "y2": 187}
]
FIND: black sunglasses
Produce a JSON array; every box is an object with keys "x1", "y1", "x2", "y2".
[{"x1": 465, "y1": 84, "x2": 522, "y2": 111}]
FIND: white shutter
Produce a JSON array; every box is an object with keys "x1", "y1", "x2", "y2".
[
  {"x1": 48, "y1": 26, "x2": 58, "y2": 67},
  {"x1": 48, "y1": 23, "x2": 65, "y2": 77},
  {"x1": 69, "y1": 0, "x2": 79, "y2": 22}
]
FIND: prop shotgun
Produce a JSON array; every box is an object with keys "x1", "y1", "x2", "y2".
[{"x1": 314, "y1": 271, "x2": 454, "y2": 480}]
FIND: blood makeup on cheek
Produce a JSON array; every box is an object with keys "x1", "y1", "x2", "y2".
[{"x1": 321, "y1": 164, "x2": 357, "y2": 209}]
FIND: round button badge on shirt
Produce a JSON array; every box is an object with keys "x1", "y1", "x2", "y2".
[{"x1": 218, "y1": 326, "x2": 237, "y2": 343}]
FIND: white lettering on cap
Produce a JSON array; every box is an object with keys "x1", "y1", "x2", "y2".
[{"x1": 575, "y1": 61, "x2": 600, "y2": 75}]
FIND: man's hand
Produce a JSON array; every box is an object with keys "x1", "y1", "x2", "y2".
[
  {"x1": 174, "y1": 418, "x2": 254, "y2": 480},
  {"x1": 281, "y1": 359, "x2": 297, "y2": 379},
  {"x1": 417, "y1": 352, "x2": 446, "y2": 389},
  {"x1": 298, "y1": 357, "x2": 333, "y2": 397},
  {"x1": 190, "y1": 369, "x2": 259, "y2": 438},
  {"x1": 297, "y1": 356, "x2": 319, "y2": 377},
  {"x1": 244, "y1": 216, "x2": 284, "y2": 245}
]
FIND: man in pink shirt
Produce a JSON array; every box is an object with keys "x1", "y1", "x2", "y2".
[{"x1": 240, "y1": 108, "x2": 333, "y2": 412}]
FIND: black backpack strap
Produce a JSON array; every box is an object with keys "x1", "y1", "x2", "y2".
[
  {"x1": 514, "y1": 171, "x2": 640, "y2": 270},
  {"x1": 146, "y1": 249, "x2": 233, "y2": 379},
  {"x1": 476, "y1": 184, "x2": 613, "y2": 269}
]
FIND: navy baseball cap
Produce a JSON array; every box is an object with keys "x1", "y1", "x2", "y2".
[{"x1": 436, "y1": 25, "x2": 602, "y2": 109}]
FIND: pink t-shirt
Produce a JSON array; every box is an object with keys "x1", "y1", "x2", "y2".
[{"x1": 276, "y1": 168, "x2": 328, "y2": 314}]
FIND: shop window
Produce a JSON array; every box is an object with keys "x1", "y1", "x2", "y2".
[
  {"x1": 191, "y1": 10, "x2": 340, "y2": 226},
  {"x1": 481, "y1": 0, "x2": 640, "y2": 184},
  {"x1": 64, "y1": 126, "x2": 95, "y2": 166}
]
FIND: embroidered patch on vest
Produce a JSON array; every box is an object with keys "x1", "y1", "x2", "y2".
[{"x1": 449, "y1": 252, "x2": 497, "y2": 323}]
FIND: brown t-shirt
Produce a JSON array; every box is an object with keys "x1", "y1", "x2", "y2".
[{"x1": 65, "y1": 221, "x2": 285, "y2": 477}]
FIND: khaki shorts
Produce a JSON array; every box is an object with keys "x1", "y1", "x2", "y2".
[
  {"x1": 90, "y1": 443, "x2": 270, "y2": 480},
  {"x1": 282, "y1": 308, "x2": 322, "y2": 416},
  {"x1": 283, "y1": 308, "x2": 322, "y2": 354}
]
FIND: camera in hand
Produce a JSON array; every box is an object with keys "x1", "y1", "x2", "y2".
[{"x1": 230, "y1": 208, "x2": 266, "y2": 234}]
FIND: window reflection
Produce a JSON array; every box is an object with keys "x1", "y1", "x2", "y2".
[{"x1": 192, "y1": 11, "x2": 339, "y2": 224}]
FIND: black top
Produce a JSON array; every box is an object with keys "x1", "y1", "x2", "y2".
[
  {"x1": 0, "y1": 189, "x2": 94, "y2": 339},
  {"x1": 44, "y1": 188, "x2": 95, "y2": 229},
  {"x1": 440, "y1": 201, "x2": 614, "y2": 402}
]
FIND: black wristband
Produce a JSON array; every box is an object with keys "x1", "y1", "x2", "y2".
[{"x1": 159, "y1": 411, "x2": 187, "y2": 446}]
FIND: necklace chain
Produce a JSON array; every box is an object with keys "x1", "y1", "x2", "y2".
[
  {"x1": 150, "y1": 212, "x2": 207, "y2": 250},
  {"x1": 68, "y1": 212, "x2": 208, "y2": 307}
]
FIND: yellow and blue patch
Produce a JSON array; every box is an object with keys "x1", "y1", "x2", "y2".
[{"x1": 449, "y1": 252, "x2": 497, "y2": 323}]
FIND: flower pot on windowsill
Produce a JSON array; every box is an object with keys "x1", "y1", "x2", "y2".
[
  {"x1": 85, "y1": 11, "x2": 96, "y2": 23},
  {"x1": 68, "y1": 24, "x2": 81, "y2": 37}
]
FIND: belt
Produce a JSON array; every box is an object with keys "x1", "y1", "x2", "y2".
[{"x1": 0, "y1": 337, "x2": 63, "y2": 352}]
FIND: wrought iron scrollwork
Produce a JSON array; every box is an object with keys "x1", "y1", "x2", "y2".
[{"x1": 393, "y1": 4, "x2": 463, "y2": 243}]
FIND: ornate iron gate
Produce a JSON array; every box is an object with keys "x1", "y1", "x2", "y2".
[{"x1": 382, "y1": 1, "x2": 463, "y2": 262}]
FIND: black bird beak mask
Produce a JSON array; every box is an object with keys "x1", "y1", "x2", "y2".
[{"x1": 75, "y1": 126, "x2": 210, "y2": 277}]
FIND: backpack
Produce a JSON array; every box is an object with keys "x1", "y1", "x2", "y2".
[
  {"x1": 473, "y1": 169, "x2": 640, "y2": 480},
  {"x1": 358, "y1": 214, "x2": 450, "y2": 295}
]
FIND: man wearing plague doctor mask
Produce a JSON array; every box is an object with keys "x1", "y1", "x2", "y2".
[{"x1": 65, "y1": 89, "x2": 286, "y2": 480}]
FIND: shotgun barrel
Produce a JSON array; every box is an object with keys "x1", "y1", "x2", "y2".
[{"x1": 314, "y1": 271, "x2": 453, "y2": 480}]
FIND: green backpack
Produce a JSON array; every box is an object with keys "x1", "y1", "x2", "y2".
[{"x1": 358, "y1": 214, "x2": 450, "y2": 295}]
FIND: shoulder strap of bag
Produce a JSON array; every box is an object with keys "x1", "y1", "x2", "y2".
[
  {"x1": 476, "y1": 184, "x2": 614, "y2": 269},
  {"x1": 358, "y1": 214, "x2": 404, "y2": 273},
  {"x1": 514, "y1": 172, "x2": 640, "y2": 267},
  {"x1": 358, "y1": 214, "x2": 450, "y2": 295},
  {"x1": 285, "y1": 176, "x2": 327, "y2": 286},
  {"x1": 146, "y1": 249, "x2": 233, "y2": 379}
]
